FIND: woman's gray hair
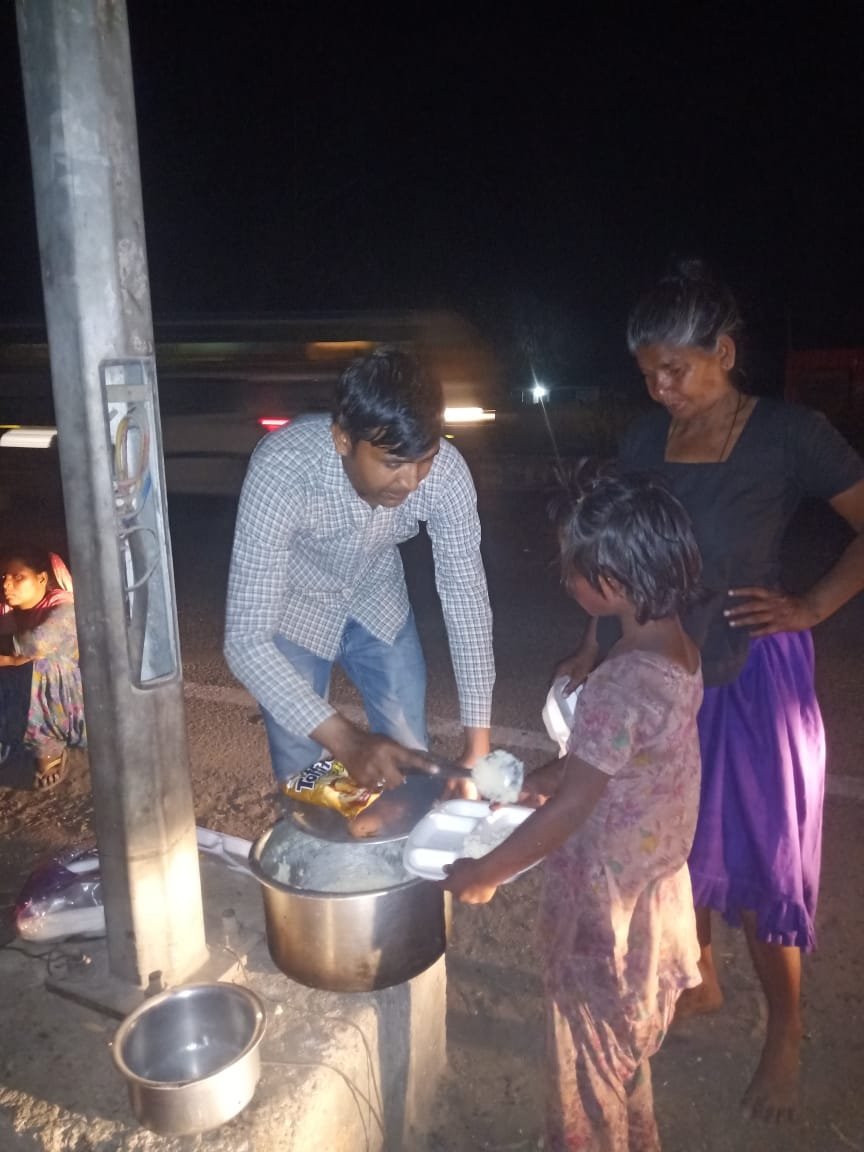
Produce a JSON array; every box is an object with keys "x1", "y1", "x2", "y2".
[{"x1": 626, "y1": 259, "x2": 743, "y2": 354}]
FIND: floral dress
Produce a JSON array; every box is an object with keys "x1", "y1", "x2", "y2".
[
  {"x1": 0, "y1": 591, "x2": 86, "y2": 759},
  {"x1": 539, "y1": 650, "x2": 702, "y2": 1152}
]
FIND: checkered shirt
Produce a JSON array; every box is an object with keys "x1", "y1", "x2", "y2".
[{"x1": 224, "y1": 416, "x2": 495, "y2": 737}]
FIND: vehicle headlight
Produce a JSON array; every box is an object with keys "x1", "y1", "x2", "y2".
[
  {"x1": 443, "y1": 407, "x2": 496, "y2": 424},
  {"x1": 0, "y1": 426, "x2": 57, "y2": 448}
]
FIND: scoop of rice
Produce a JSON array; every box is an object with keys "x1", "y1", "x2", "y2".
[{"x1": 471, "y1": 750, "x2": 524, "y2": 804}]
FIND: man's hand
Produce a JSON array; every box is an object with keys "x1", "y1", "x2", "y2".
[
  {"x1": 311, "y1": 715, "x2": 433, "y2": 791},
  {"x1": 439, "y1": 726, "x2": 491, "y2": 800},
  {"x1": 459, "y1": 726, "x2": 490, "y2": 765},
  {"x1": 725, "y1": 587, "x2": 819, "y2": 637},
  {"x1": 439, "y1": 857, "x2": 500, "y2": 904}
]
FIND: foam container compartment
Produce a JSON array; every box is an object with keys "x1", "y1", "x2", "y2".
[{"x1": 403, "y1": 799, "x2": 536, "y2": 882}]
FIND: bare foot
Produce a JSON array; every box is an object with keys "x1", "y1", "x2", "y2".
[
  {"x1": 741, "y1": 1024, "x2": 801, "y2": 1123},
  {"x1": 673, "y1": 980, "x2": 724, "y2": 1022},
  {"x1": 33, "y1": 748, "x2": 70, "y2": 791},
  {"x1": 672, "y1": 955, "x2": 724, "y2": 1024}
]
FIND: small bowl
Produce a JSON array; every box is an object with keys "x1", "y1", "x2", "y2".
[{"x1": 112, "y1": 982, "x2": 266, "y2": 1135}]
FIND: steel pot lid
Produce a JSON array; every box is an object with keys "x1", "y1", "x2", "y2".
[{"x1": 283, "y1": 772, "x2": 446, "y2": 845}]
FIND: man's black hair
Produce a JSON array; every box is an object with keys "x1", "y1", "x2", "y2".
[
  {"x1": 333, "y1": 346, "x2": 444, "y2": 458},
  {"x1": 549, "y1": 459, "x2": 702, "y2": 624}
]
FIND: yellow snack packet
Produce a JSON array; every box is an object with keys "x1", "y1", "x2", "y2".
[{"x1": 280, "y1": 758, "x2": 381, "y2": 821}]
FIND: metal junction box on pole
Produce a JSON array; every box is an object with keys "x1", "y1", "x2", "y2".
[{"x1": 16, "y1": 0, "x2": 207, "y2": 989}]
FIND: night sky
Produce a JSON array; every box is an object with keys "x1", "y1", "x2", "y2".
[{"x1": 1, "y1": 2, "x2": 863, "y2": 393}]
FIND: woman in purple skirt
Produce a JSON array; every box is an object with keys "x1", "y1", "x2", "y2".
[
  {"x1": 623, "y1": 262, "x2": 864, "y2": 1121},
  {"x1": 560, "y1": 260, "x2": 864, "y2": 1123}
]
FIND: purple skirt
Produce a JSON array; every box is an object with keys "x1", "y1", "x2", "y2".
[{"x1": 690, "y1": 631, "x2": 825, "y2": 952}]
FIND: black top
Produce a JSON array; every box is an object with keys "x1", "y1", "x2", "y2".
[{"x1": 613, "y1": 398, "x2": 864, "y2": 686}]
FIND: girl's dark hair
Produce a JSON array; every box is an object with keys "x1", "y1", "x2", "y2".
[
  {"x1": 549, "y1": 459, "x2": 702, "y2": 624},
  {"x1": 333, "y1": 346, "x2": 444, "y2": 458},
  {"x1": 626, "y1": 258, "x2": 744, "y2": 357}
]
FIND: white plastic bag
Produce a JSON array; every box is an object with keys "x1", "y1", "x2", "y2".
[
  {"x1": 542, "y1": 676, "x2": 581, "y2": 756},
  {"x1": 14, "y1": 828, "x2": 253, "y2": 943}
]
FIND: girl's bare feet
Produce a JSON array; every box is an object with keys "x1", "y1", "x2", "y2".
[
  {"x1": 741, "y1": 1020, "x2": 802, "y2": 1123},
  {"x1": 674, "y1": 977, "x2": 724, "y2": 1020},
  {"x1": 673, "y1": 945, "x2": 724, "y2": 1024}
]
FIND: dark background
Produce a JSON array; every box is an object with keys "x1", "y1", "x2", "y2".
[{"x1": 1, "y1": 2, "x2": 863, "y2": 395}]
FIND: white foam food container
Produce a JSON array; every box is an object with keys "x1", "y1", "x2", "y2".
[{"x1": 403, "y1": 798, "x2": 537, "y2": 882}]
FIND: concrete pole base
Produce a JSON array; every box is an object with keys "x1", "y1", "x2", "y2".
[{"x1": 14, "y1": 853, "x2": 448, "y2": 1149}]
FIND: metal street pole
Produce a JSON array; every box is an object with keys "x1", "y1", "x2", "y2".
[{"x1": 15, "y1": 0, "x2": 207, "y2": 987}]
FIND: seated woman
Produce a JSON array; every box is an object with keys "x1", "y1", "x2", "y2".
[{"x1": 0, "y1": 545, "x2": 86, "y2": 789}]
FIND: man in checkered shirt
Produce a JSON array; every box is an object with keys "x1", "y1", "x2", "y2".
[{"x1": 224, "y1": 348, "x2": 495, "y2": 793}]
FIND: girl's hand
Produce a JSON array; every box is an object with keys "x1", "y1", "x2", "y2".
[
  {"x1": 725, "y1": 587, "x2": 819, "y2": 637},
  {"x1": 552, "y1": 619, "x2": 599, "y2": 693},
  {"x1": 552, "y1": 651, "x2": 595, "y2": 695},
  {"x1": 519, "y1": 758, "x2": 566, "y2": 806},
  {"x1": 439, "y1": 857, "x2": 500, "y2": 904}
]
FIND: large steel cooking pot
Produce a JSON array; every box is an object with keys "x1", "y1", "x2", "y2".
[{"x1": 250, "y1": 819, "x2": 450, "y2": 992}]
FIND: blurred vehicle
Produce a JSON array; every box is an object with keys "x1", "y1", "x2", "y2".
[
  {"x1": 0, "y1": 310, "x2": 502, "y2": 497},
  {"x1": 784, "y1": 347, "x2": 864, "y2": 451}
]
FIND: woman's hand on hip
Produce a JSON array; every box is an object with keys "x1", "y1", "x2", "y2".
[{"x1": 725, "y1": 586, "x2": 820, "y2": 636}]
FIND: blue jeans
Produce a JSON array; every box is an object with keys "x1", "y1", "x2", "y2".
[{"x1": 260, "y1": 612, "x2": 429, "y2": 782}]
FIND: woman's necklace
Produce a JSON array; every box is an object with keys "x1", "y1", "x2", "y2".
[
  {"x1": 715, "y1": 390, "x2": 744, "y2": 462},
  {"x1": 666, "y1": 390, "x2": 745, "y2": 462}
]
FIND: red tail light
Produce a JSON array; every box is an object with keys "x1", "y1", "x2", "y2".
[{"x1": 258, "y1": 417, "x2": 291, "y2": 431}]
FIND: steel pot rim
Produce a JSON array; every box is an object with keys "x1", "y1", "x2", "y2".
[
  {"x1": 112, "y1": 982, "x2": 266, "y2": 1090},
  {"x1": 249, "y1": 824, "x2": 428, "y2": 901}
]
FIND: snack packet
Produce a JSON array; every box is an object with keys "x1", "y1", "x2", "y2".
[{"x1": 280, "y1": 758, "x2": 381, "y2": 821}]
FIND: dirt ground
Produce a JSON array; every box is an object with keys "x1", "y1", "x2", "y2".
[
  {"x1": 427, "y1": 798, "x2": 864, "y2": 1152},
  {"x1": 0, "y1": 500, "x2": 862, "y2": 1151},
  {"x1": 1, "y1": 731, "x2": 862, "y2": 1152}
]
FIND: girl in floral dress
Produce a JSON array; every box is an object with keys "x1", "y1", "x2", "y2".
[
  {"x1": 442, "y1": 464, "x2": 703, "y2": 1151},
  {"x1": 0, "y1": 545, "x2": 86, "y2": 789}
]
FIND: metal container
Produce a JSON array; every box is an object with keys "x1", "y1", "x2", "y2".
[
  {"x1": 112, "y1": 982, "x2": 266, "y2": 1136},
  {"x1": 249, "y1": 819, "x2": 450, "y2": 992}
]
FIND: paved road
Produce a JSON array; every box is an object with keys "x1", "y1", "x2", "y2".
[
  {"x1": 170, "y1": 485, "x2": 864, "y2": 1152},
  {"x1": 1, "y1": 470, "x2": 863, "y2": 1150},
  {"x1": 165, "y1": 485, "x2": 864, "y2": 789},
  {"x1": 9, "y1": 470, "x2": 864, "y2": 803}
]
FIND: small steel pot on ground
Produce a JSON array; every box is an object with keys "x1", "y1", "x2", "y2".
[{"x1": 112, "y1": 982, "x2": 266, "y2": 1136}]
